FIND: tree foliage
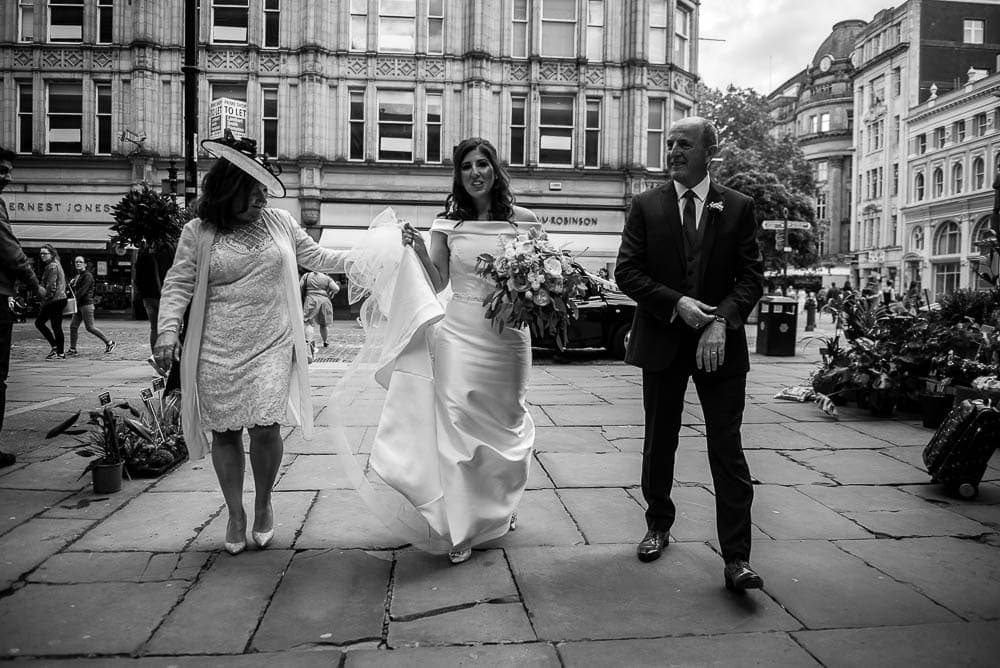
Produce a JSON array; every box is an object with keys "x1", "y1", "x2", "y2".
[
  {"x1": 699, "y1": 85, "x2": 819, "y2": 273},
  {"x1": 110, "y1": 184, "x2": 185, "y2": 249}
]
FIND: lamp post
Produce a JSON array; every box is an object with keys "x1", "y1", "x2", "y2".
[{"x1": 182, "y1": 0, "x2": 199, "y2": 207}]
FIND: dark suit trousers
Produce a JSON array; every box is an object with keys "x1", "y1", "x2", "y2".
[{"x1": 641, "y1": 343, "x2": 754, "y2": 562}]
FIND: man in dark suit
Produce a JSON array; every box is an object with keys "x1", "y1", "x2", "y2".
[{"x1": 615, "y1": 116, "x2": 764, "y2": 592}]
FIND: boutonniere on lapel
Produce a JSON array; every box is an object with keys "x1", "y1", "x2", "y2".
[{"x1": 706, "y1": 201, "x2": 724, "y2": 214}]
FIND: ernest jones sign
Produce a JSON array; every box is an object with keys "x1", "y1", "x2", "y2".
[{"x1": 4, "y1": 193, "x2": 120, "y2": 222}]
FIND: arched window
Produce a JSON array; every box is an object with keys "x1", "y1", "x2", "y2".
[
  {"x1": 952, "y1": 163, "x2": 963, "y2": 194},
  {"x1": 932, "y1": 167, "x2": 944, "y2": 197},
  {"x1": 911, "y1": 225, "x2": 924, "y2": 251},
  {"x1": 914, "y1": 172, "x2": 925, "y2": 200},
  {"x1": 973, "y1": 157, "x2": 985, "y2": 189},
  {"x1": 972, "y1": 215, "x2": 992, "y2": 250},
  {"x1": 933, "y1": 220, "x2": 961, "y2": 255}
]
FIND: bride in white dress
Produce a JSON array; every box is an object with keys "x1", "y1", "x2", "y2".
[{"x1": 398, "y1": 137, "x2": 539, "y2": 564}]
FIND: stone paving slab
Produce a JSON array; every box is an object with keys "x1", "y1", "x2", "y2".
[
  {"x1": 0, "y1": 488, "x2": 69, "y2": 534},
  {"x1": 843, "y1": 507, "x2": 992, "y2": 538},
  {"x1": 188, "y1": 490, "x2": 315, "y2": 552},
  {"x1": 508, "y1": 543, "x2": 801, "y2": 641},
  {"x1": 783, "y1": 422, "x2": 890, "y2": 449},
  {"x1": 843, "y1": 420, "x2": 934, "y2": 446},
  {"x1": 542, "y1": 403, "x2": 645, "y2": 426},
  {"x1": 750, "y1": 539, "x2": 959, "y2": 629},
  {"x1": 785, "y1": 449, "x2": 928, "y2": 486},
  {"x1": 837, "y1": 537, "x2": 1000, "y2": 621},
  {"x1": 296, "y1": 489, "x2": 403, "y2": 550},
  {"x1": 536, "y1": 452, "x2": 641, "y2": 487},
  {"x1": 752, "y1": 486, "x2": 872, "y2": 540},
  {"x1": 481, "y1": 489, "x2": 584, "y2": 548},
  {"x1": 526, "y1": 454, "x2": 555, "y2": 489},
  {"x1": 624, "y1": 485, "x2": 771, "y2": 546},
  {"x1": 345, "y1": 643, "x2": 561, "y2": 667},
  {"x1": 146, "y1": 549, "x2": 294, "y2": 655},
  {"x1": 557, "y1": 632, "x2": 821, "y2": 667},
  {"x1": 392, "y1": 548, "x2": 517, "y2": 618},
  {"x1": 0, "y1": 451, "x2": 92, "y2": 491},
  {"x1": 29, "y1": 550, "x2": 208, "y2": 583},
  {"x1": 70, "y1": 491, "x2": 218, "y2": 552},
  {"x1": 40, "y1": 478, "x2": 154, "y2": 521},
  {"x1": 251, "y1": 549, "x2": 390, "y2": 651},
  {"x1": 746, "y1": 451, "x2": 834, "y2": 485},
  {"x1": 389, "y1": 602, "x2": 536, "y2": 646},
  {"x1": 0, "y1": 581, "x2": 186, "y2": 656},
  {"x1": 532, "y1": 426, "x2": 616, "y2": 452},
  {"x1": 792, "y1": 621, "x2": 1000, "y2": 668},
  {"x1": 6, "y1": 653, "x2": 343, "y2": 667},
  {"x1": 0, "y1": 517, "x2": 92, "y2": 589},
  {"x1": 275, "y1": 454, "x2": 369, "y2": 491},
  {"x1": 797, "y1": 484, "x2": 935, "y2": 511},
  {"x1": 741, "y1": 423, "x2": 828, "y2": 450},
  {"x1": 556, "y1": 487, "x2": 645, "y2": 544}
]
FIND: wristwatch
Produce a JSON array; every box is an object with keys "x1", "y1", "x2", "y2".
[{"x1": 711, "y1": 315, "x2": 727, "y2": 327}]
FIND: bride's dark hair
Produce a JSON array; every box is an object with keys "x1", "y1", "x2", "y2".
[{"x1": 441, "y1": 138, "x2": 515, "y2": 222}]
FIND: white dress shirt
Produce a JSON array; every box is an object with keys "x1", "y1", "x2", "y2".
[{"x1": 674, "y1": 175, "x2": 712, "y2": 231}]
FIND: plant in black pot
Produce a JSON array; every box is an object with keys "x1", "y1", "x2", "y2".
[
  {"x1": 125, "y1": 389, "x2": 188, "y2": 478},
  {"x1": 47, "y1": 401, "x2": 132, "y2": 494}
]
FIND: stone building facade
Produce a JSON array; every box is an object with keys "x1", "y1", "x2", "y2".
[{"x1": 0, "y1": 0, "x2": 702, "y2": 303}]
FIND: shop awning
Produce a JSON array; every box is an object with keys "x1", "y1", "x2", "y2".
[{"x1": 11, "y1": 223, "x2": 115, "y2": 250}]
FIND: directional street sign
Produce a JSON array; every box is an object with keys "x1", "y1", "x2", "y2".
[{"x1": 761, "y1": 220, "x2": 812, "y2": 231}]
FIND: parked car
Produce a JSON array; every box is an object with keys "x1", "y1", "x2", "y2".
[{"x1": 532, "y1": 265, "x2": 636, "y2": 359}]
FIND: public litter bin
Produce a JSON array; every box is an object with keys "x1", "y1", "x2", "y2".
[{"x1": 755, "y1": 296, "x2": 798, "y2": 356}]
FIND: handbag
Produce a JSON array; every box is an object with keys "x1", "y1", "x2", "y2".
[{"x1": 63, "y1": 281, "x2": 77, "y2": 316}]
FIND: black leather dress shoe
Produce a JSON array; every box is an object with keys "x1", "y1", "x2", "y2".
[
  {"x1": 724, "y1": 559, "x2": 763, "y2": 592},
  {"x1": 636, "y1": 529, "x2": 668, "y2": 562}
]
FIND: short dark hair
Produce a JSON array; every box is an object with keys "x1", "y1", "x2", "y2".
[
  {"x1": 196, "y1": 158, "x2": 261, "y2": 231},
  {"x1": 0, "y1": 146, "x2": 16, "y2": 163},
  {"x1": 441, "y1": 137, "x2": 515, "y2": 222}
]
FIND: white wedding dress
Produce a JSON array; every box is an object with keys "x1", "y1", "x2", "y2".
[{"x1": 332, "y1": 214, "x2": 537, "y2": 553}]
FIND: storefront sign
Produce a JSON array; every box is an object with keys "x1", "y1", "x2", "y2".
[
  {"x1": 533, "y1": 209, "x2": 623, "y2": 234},
  {"x1": 4, "y1": 193, "x2": 121, "y2": 222}
]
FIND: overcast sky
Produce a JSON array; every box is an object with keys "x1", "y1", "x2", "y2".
[{"x1": 697, "y1": 0, "x2": 1000, "y2": 95}]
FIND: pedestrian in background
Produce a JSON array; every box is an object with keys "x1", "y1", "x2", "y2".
[
  {"x1": 34, "y1": 244, "x2": 68, "y2": 360},
  {"x1": 134, "y1": 240, "x2": 176, "y2": 356},
  {"x1": 154, "y1": 131, "x2": 350, "y2": 556},
  {"x1": 67, "y1": 257, "x2": 117, "y2": 355},
  {"x1": 300, "y1": 269, "x2": 339, "y2": 350},
  {"x1": 804, "y1": 292, "x2": 817, "y2": 332},
  {"x1": 0, "y1": 145, "x2": 46, "y2": 467}
]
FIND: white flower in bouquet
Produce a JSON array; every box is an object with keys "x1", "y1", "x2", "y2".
[{"x1": 543, "y1": 256, "x2": 563, "y2": 276}]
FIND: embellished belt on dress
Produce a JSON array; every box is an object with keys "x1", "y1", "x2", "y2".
[{"x1": 451, "y1": 292, "x2": 487, "y2": 303}]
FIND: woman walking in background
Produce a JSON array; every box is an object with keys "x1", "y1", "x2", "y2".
[
  {"x1": 67, "y1": 257, "x2": 116, "y2": 355},
  {"x1": 34, "y1": 244, "x2": 68, "y2": 360}
]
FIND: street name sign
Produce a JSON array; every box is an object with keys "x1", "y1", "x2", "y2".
[{"x1": 761, "y1": 220, "x2": 812, "y2": 231}]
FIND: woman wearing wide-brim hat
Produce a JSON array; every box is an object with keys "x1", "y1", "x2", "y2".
[{"x1": 153, "y1": 130, "x2": 350, "y2": 555}]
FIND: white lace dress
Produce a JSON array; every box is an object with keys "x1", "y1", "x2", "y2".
[{"x1": 197, "y1": 219, "x2": 292, "y2": 431}]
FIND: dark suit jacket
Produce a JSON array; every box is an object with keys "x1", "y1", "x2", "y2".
[{"x1": 614, "y1": 180, "x2": 763, "y2": 375}]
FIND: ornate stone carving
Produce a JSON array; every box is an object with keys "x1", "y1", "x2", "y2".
[
  {"x1": 585, "y1": 67, "x2": 604, "y2": 85},
  {"x1": 347, "y1": 56, "x2": 367, "y2": 76},
  {"x1": 92, "y1": 51, "x2": 114, "y2": 69},
  {"x1": 648, "y1": 67, "x2": 671, "y2": 88},
  {"x1": 671, "y1": 72, "x2": 695, "y2": 96},
  {"x1": 375, "y1": 57, "x2": 416, "y2": 78},
  {"x1": 509, "y1": 62, "x2": 528, "y2": 81},
  {"x1": 260, "y1": 52, "x2": 280, "y2": 72},
  {"x1": 41, "y1": 49, "x2": 84, "y2": 69},
  {"x1": 423, "y1": 59, "x2": 445, "y2": 79},
  {"x1": 206, "y1": 49, "x2": 250, "y2": 70},
  {"x1": 539, "y1": 61, "x2": 577, "y2": 82},
  {"x1": 12, "y1": 49, "x2": 33, "y2": 68}
]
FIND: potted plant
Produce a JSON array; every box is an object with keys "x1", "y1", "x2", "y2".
[
  {"x1": 47, "y1": 401, "x2": 131, "y2": 494},
  {"x1": 125, "y1": 388, "x2": 187, "y2": 478}
]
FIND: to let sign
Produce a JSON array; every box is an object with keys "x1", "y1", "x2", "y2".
[{"x1": 209, "y1": 97, "x2": 247, "y2": 139}]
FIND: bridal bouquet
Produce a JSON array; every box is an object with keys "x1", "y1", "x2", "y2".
[{"x1": 475, "y1": 228, "x2": 586, "y2": 347}]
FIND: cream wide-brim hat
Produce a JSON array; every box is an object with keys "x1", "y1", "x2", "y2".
[{"x1": 201, "y1": 134, "x2": 286, "y2": 198}]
